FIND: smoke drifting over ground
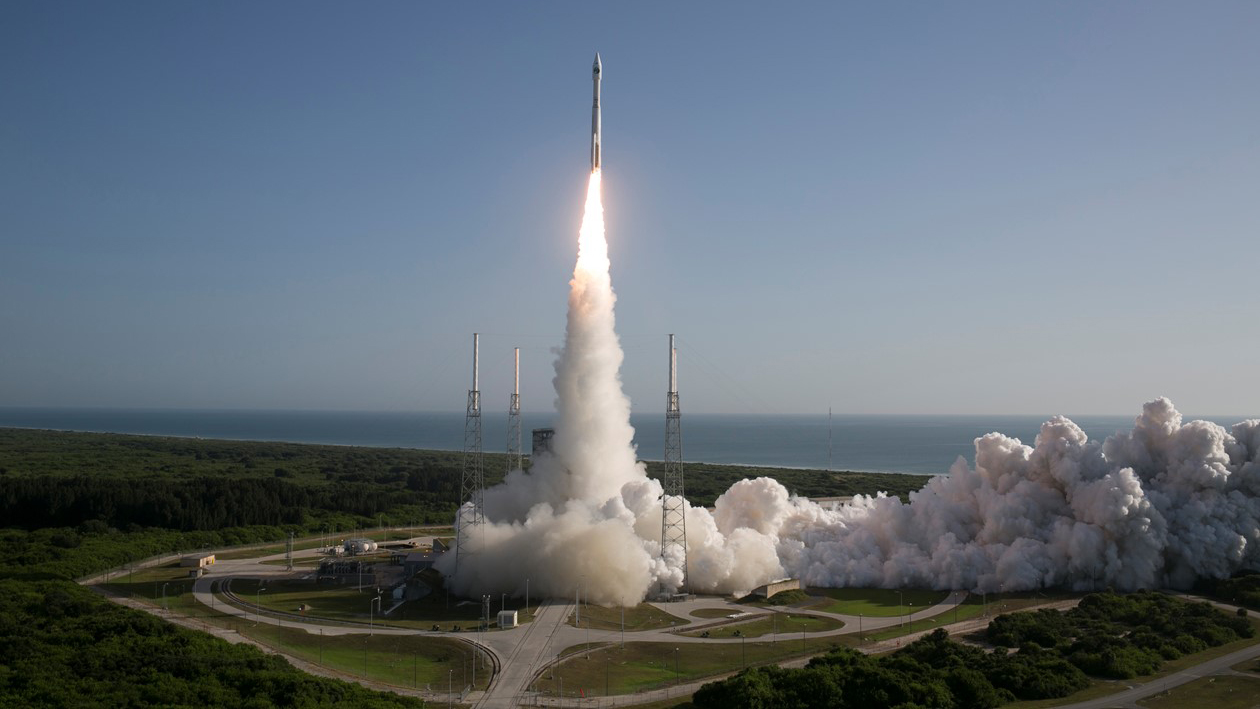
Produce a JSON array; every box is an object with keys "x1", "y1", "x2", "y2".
[{"x1": 437, "y1": 172, "x2": 1260, "y2": 604}]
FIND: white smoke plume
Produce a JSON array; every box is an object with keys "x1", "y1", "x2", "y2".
[{"x1": 437, "y1": 174, "x2": 1260, "y2": 603}]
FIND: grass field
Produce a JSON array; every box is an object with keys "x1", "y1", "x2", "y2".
[
  {"x1": 227, "y1": 577, "x2": 535, "y2": 629},
  {"x1": 235, "y1": 623, "x2": 490, "y2": 692},
  {"x1": 568, "y1": 603, "x2": 689, "y2": 631},
  {"x1": 682, "y1": 612, "x2": 842, "y2": 638},
  {"x1": 688, "y1": 608, "x2": 742, "y2": 619},
  {"x1": 809, "y1": 587, "x2": 951, "y2": 616},
  {"x1": 1137, "y1": 675, "x2": 1260, "y2": 709},
  {"x1": 102, "y1": 572, "x2": 493, "y2": 693},
  {"x1": 534, "y1": 637, "x2": 852, "y2": 696}
]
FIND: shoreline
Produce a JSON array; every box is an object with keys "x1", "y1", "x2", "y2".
[{"x1": 0, "y1": 424, "x2": 933, "y2": 478}]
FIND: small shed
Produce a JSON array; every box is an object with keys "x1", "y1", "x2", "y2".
[
  {"x1": 180, "y1": 553, "x2": 216, "y2": 569},
  {"x1": 497, "y1": 610, "x2": 519, "y2": 629},
  {"x1": 752, "y1": 578, "x2": 800, "y2": 599}
]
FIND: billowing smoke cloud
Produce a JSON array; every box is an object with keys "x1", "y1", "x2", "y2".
[
  {"x1": 437, "y1": 174, "x2": 1260, "y2": 603},
  {"x1": 775, "y1": 400, "x2": 1260, "y2": 593}
]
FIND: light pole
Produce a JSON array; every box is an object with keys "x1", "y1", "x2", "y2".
[
  {"x1": 319, "y1": 628, "x2": 323, "y2": 666},
  {"x1": 161, "y1": 582, "x2": 169, "y2": 611},
  {"x1": 674, "y1": 647, "x2": 679, "y2": 684},
  {"x1": 371, "y1": 595, "x2": 382, "y2": 635},
  {"x1": 908, "y1": 602, "x2": 913, "y2": 633},
  {"x1": 741, "y1": 636, "x2": 746, "y2": 667},
  {"x1": 448, "y1": 669, "x2": 453, "y2": 709},
  {"x1": 255, "y1": 585, "x2": 262, "y2": 625}
]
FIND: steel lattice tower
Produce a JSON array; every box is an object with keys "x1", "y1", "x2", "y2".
[
  {"x1": 455, "y1": 333, "x2": 485, "y2": 572},
  {"x1": 660, "y1": 334, "x2": 688, "y2": 593},
  {"x1": 506, "y1": 347, "x2": 523, "y2": 473}
]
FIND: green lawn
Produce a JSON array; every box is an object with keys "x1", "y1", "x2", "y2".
[
  {"x1": 535, "y1": 637, "x2": 851, "y2": 696},
  {"x1": 689, "y1": 608, "x2": 740, "y2": 619},
  {"x1": 810, "y1": 587, "x2": 951, "y2": 616},
  {"x1": 568, "y1": 603, "x2": 689, "y2": 631},
  {"x1": 228, "y1": 578, "x2": 535, "y2": 629},
  {"x1": 235, "y1": 623, "x2": 491, "y2": 692},
  {"x1": 1137, "y1": 675, "x2": 1260, "y2": 709},
  {"x1": 103, "y1": 574, "x2": 494, "y2": 693},
  {"x1": 682, "y1": 612, "x2": 842, "y2": 638}
]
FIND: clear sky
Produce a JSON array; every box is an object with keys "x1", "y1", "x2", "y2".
[{"x1": 2, "y1": 2, "x2": 1257, "y2": 416}]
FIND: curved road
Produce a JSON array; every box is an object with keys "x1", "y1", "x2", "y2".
[{"x1": 87, "y1": 540, "x2": 1260, "y2": 709}]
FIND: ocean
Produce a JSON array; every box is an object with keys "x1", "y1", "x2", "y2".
[{"x1": 0, "y1": 407, "x2": 1246, "y2": 477}]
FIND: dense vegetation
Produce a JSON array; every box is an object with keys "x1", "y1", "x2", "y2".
[
  {"x1": 987, "y1": 590, "x2": 1253, "y2": 679},
  {"x1": 0, "y1": 428, "x2": 930, "y2": 533},
  {"x1": 0, "y1": 524, "x2": 425, "y2": 708},
  {"x1": 1195, "y1": 570, "x2": 1260, "y2": 611},
  {"x1": 0, "y1": 577, "x2": 424, "y2": 709},
  {"x1": 694, "y1": 592, "x2": 1254, "y2": 709}
]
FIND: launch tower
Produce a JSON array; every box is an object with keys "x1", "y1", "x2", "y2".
[
  {"x1": 660, "y1": 334, "x2": 688, "y2": 592},
  {"x1": 506, "y1": 347, "x2": 523, "y2": 473},
  {"x1": 455, "y1": 333, "x2": 485, "y2": 571}
]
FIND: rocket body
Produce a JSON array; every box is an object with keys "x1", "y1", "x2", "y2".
[{"x1": 591, "y1": 53, "x2": 602, "y2": 171}]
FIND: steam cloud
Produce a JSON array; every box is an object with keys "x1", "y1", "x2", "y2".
[{"x1": 437, "y1": 172, "x2": 1260, "y2": 603}]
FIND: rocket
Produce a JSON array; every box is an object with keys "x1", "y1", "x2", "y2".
[{"x1": 591, "y1": 53, "x2": 602, "y2": 171}]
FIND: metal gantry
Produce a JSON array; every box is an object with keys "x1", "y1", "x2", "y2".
[
  {"x1": 455, "y1": 333, "x2": 485, "y2": 572},
  {"x1": 660, "y1": 334, "x2": 688, "y2": 593},
  {"x1": 506, "y1": 347, "x2": 522, "y2": 473}
]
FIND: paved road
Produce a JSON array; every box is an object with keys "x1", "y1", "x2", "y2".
[
  {"x1": 1058, "y1": 641, "x2": 1260, "y2": 709},
  {"x1": 88, "y1": 543, "x2": 1260, "y2": 709},
  {"x1": 1054, "y1": 601, "x2": 1260, "y2": 709}
]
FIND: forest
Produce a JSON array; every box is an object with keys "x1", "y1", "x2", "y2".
[
  {"x1": 693, "y1": 591, "x2": 1254, "y2": 709},
  {"x1": 0, "y1": 428, "x2": 931, "y2": 534}
]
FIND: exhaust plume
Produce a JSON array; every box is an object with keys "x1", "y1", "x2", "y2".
[{"x1": 438, "y1": 174, "x2": 1260, "y2": 603}]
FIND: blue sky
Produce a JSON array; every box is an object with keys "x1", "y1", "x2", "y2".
[{"x1": 2, "y1": 2, "x2": 1257, "y2": 416}]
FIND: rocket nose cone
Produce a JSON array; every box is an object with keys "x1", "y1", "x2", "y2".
[{"x1": 593, "y1": 52, "x2": 602, "y2": 71}]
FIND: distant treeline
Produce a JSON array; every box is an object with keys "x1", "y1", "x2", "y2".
[
  {"x1": 0, "y1": 428, "x2": 932, "y2": 532},
  {"x1": 0, "y1": 475, "x2": 451, "y2": 532},
  {"x1": 1196, "y1": 571, "x2": 1260, "y2": 611}
]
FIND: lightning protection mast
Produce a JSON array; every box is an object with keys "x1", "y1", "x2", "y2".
[
  {"x1": 506, "y1": 347, "x2": 523, "y2": 473},
  {"x1": 456, "y1": 333, "x2": 485, "y2": 572},
  {"x1": 660, "y1": 334, "x2": 688, "y2": 594}
]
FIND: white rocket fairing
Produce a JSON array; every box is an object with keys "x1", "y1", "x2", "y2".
[{"x1": 591, "y1": 53, "x2": 602, "y2": 171}]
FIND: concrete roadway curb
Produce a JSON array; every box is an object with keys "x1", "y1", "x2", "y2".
[{"x1": 84, "y1": 550, "x2": 1260, "y2": 709}]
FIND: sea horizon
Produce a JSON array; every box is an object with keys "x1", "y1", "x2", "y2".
[{"x1": 2, "y1": 406, "x2": 1250, "y2": 477}]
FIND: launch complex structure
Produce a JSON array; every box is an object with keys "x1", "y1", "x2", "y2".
[
  {"x1": 453, "y1": 333, "x2": 691, "y2": 597},
  {"x1": 452, "y1": 56, "x2": 689, "y2": 596}
]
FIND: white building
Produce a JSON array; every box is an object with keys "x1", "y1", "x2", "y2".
[{"x1": 497, "y1": 610, "x2": 519, "y2": 629}]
